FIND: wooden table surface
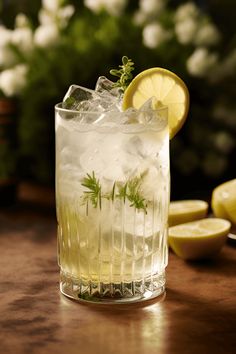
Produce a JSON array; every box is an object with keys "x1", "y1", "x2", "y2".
[{"x1": 0, "y1": 184, "x2": 236, "y2": 354}]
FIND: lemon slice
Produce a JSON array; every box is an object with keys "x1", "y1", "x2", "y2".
[
  {"x1": 211, "y1": 179, "x2": 236, "y2": 225},
  {"x1": 168, "y1": 218, "x2": 231, "y2": 260},
  {"x1": 169, "y1": 200, "x2": 208, "y2": 226},
  {"x1": 123, "y1": 68, "x2": 189, "y2": 139}
]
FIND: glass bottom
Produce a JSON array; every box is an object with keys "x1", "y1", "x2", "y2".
[{"x1": 60, "y1": 270, "x2": 165, "y2": 304}]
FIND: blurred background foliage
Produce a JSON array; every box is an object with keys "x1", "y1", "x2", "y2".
[{"x1": 0, "y1": 0, "x2": 235, "y2": 198}]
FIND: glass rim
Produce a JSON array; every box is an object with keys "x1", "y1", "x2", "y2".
[{"x1": 55, "y1": 102, "x2": 168, "y2": 114}]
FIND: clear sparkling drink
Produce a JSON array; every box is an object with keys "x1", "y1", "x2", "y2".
[{"x1": 56, "y1": 97, "x2": 169, "y2": 303}]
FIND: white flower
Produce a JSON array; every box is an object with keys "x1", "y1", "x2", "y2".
[
  {"x1": 0, "y1": 47, "x2": 16, "y2": 68},
  {"x1": 39, "y1": 4, "x2": 74, "y2": 28},
  {"x1": 195, "y1": 22, "x2": 220, "y2": 46},
  {"x1": 0, "y1": 26, "x2": 15, "y2": 68},
  {"x1": 84, "y1": 0, "x2": 105, "y2": 13},
  {"x1": 58, "y1": 5, "x2": 75, "y2": 28},
  {"x1": 42, "y1": 0, "x2": 61, "y2": 12},
  {"x1": 175, "y1": 2, "x2": 199, "y2": 22},
  {"x1": 0, "y1": 64, "x2": 28, "y2": 97},
  {"x1": 174, "y1": 2, "x2": 201, "y2": 44},
  {"x1": 175, "y1": 18, "x2": 198, "y2": 44},
  {"x1": 134, "y1": 0, "x2": 166, "y2": 25},
  {"x1": 133, "y1": 10, "x2": 147, "y2": 26},
  {"x1": 140, "y1": 0, "x2": 166, "y2": 15},
  {"x1": 214, "y1": 132, "x2": 234, "y2": 154},
  {"x1": 0, "y1": 26, "x2": 12, "y2": 47},
  {"x1": 143, "y1": 23, "x2": 171, "y2": 48},
  {"x1": 34, "y1": 23, "x2": 59, "y2": 48},
  {"x1": 11, "y1": 27, "x2": 34, "y2": 53},
  {"x1": 39, "y1": 8, "x2": 53, "y2": 25},
  {"x1": 186, "y1": 48, "x2": 218, "y2": 77},
  {"x1": 84, "y1": 0, "x2": 127, "y2": 16},
  {"x1": 15, "y1": 13, "x2": 30, "y2": 28}
]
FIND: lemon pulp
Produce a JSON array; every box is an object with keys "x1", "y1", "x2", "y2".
[{"x1": 169, "y1": 200, "x2": 208, "y2": 226}]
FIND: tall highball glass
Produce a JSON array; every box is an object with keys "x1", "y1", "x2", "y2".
[{"x1": 55, "y1": 103, "x2": 169, "y2": 303}]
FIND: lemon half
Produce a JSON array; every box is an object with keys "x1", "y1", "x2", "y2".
[
  {"x1": 123, "y1": 68, "x2": 189, "y2": 139},
  {"x1": 211, "y1": 179, "x2": 236, "y2": 225},
  {"x1": 169, "y1": 200, "x2": 208, "y2": 226},
  {"x1": 169, "y1": 218, "x2": 231, "y2": 260}
]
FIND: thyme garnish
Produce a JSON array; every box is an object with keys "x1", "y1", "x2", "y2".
[{"x1": 110, "y1": 56, "x2": 134, "y2": 92}]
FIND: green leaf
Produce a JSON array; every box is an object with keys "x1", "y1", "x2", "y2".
[
  {"x1": 109, "y1": 56, "x2": 135, "y2": 92},
  {"x1": 63, "y1": 96, "x2": 76, "y2": 109}
]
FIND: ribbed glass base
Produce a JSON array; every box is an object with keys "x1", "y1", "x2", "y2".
[{"x1": 60, "y1": 270, "x2": 165, "y2": 304}]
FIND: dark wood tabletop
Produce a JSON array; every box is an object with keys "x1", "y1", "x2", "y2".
[{"x1": 0, "y1": 183, "x2": 236, "y2": 354}]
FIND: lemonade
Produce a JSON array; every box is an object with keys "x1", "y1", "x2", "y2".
[
  {"x1": 56, "y1": 105, "x2": 169, "y2": 302},
  {"x1": 56, "y1": 57, "x2": 189, "y2": 303}
]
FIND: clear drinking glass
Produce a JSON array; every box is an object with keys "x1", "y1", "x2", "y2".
[{"x1": 55, "y1": 103, "x2": 169, "y2": 303}]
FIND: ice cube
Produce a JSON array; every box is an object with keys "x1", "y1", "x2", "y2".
[
  {"x1": 62, "y1": 83, "x2": 122, "y2": 124},
  {"x1": 120, "y1": 102, "x2": 163, "y2": 125},
  {"x1": 93, "y1": 109, "x2": 122, "y2": 126},
  {"x1": 139, "y1": 165, "x2": 160, "y2": 200},
  {"x1": 90, "y1": 96, "x2": 117, "y2": 112},
  {"x1": 78, "y1": 101, "x2": 120, "y2": 125},
  {"x1": 124, "y1": 135, "x2": 144, "y2": 157},
  {"x1": 123, "y1": 209, "x2": 159, "y2": 238},
  {"x1": 139, "y1": 97, "x2": 168, "y2": 127},
  {"x1": 80, "y1": 134, "x2": 142, "y2": 182},
  {"x1": 95, "y1": 76, "x2": 123, "y2": 111},
  {"x1": 63, "y1": 85, "x2": 96, "y2": 110},
  {"x1": 62, "y1": 84, "x2": 112, "y2": 112},
  {"x1": 121, "y1": 107, "x2": 139, "y2": 124},
  {"x1": 95, "y1": 76, "x2": 121, "y2": 97},
  {"x1": 137, "y1": 97, "x2": 157, "y2": 124}
]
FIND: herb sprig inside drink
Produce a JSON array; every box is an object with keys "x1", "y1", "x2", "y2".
[{"x1": 55, "y1": 57, "x2": 189, "y2": 303}]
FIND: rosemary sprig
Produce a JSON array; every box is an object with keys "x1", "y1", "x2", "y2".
[
  {"x1": 81, "y1": 172, "x2": 147, "y2": 213},
  {"x1": 117, "y1": 177, "x2": 147, "y2": 213},
  {"x1": 117, "y1": 182, "x2": 128, "y2": 203},
  {"x1": 110, "y1": 56, "x2": 134, "y2": 92},
  {"x1": 81, "y1": 171, "x2": 101, "y2": 208},
  {"x1": 127, "y1": 178, "x2": 147, "y2": 212},
  {"x1": 111, "y1": 182, "x2": 116, "y2": 202}
]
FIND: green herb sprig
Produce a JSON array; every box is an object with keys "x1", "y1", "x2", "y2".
[
  {"x1": 81, "y1": 171, "x2": 101, "y2": 209},
  {"x1": 117, "y1": 177, "x2": 147, "y2": 213},
  {"x1": 81, "y1": 171, "x2": 147, "y2": 213},
  {"x1": 110, "y1": 56, "x2": 134, "y2": 92}
]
